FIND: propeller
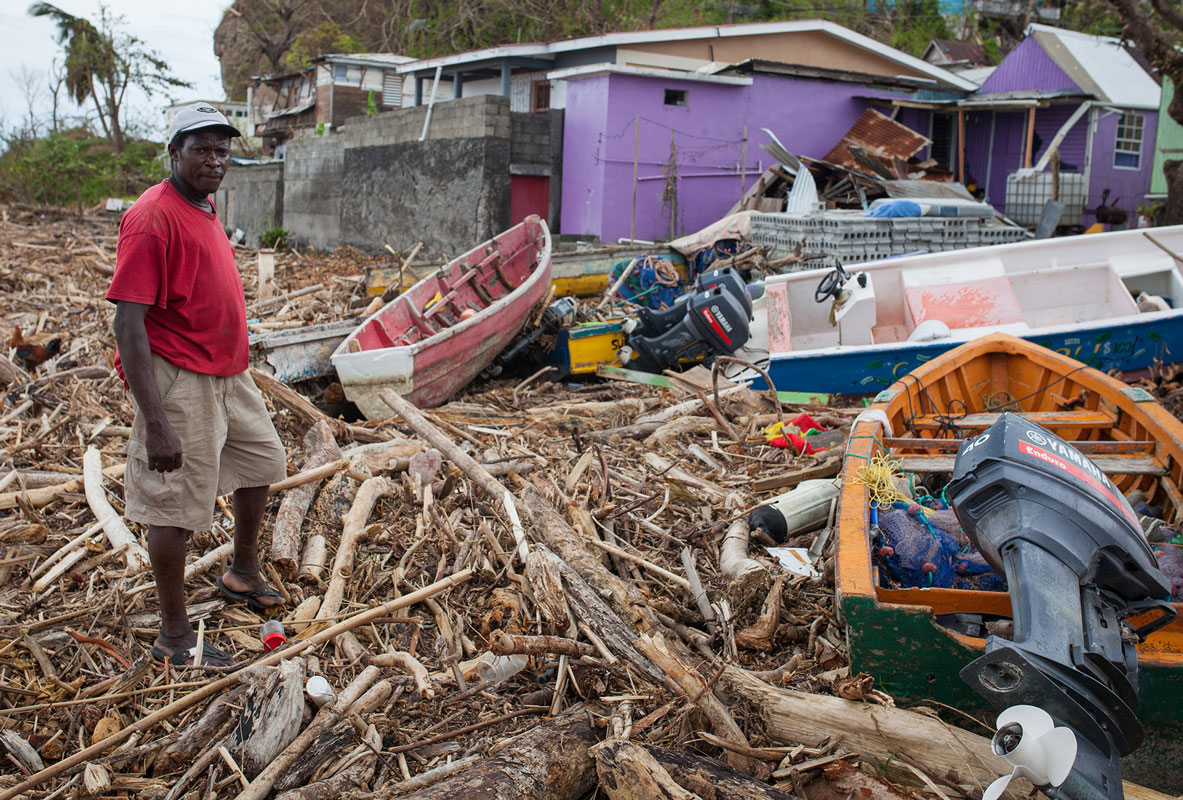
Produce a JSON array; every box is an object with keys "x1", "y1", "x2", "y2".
[{"x1": 982, "y1": 706, "x2": 1078, "y2": 800}]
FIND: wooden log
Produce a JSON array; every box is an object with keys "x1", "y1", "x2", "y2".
[
  {"x1": 721, "y1": 666, "x2": 1172, "y2": 800},
  {"x1": 273, "y1": 724, "x2": 381, "y2": 800},
  {"x1": 232, "y1": 666, "x2": 381, "y2": 800},
  {"x1": 368, "y1": 651, "x2": 434, "y2": 698},
  {"x1": 155, "y1": 685, "x2": 249, "y2": 775},
  {"x1": 235, "y1": 658, "x2": 307, "y2": 779},
  {"x1": 318, "y1": 476, "x2": 391, "y2": 622},
  {"x1": 298, "y1": 535, "x2": 327, "y2": 583},
  {"x1": 490, "y1": 630, "x2": 595, "y2": 659},
  {"x1": 643, "y1": 453, "x2": 728, "y2": 504},
  {"x1": 636, "y1": 634, "x2": 757, "y2": 775},
  {"x1": 379, "y1": 388, "x2": 511, "y2": 505},
  {"x1": 0, "y1": 569, "x2": 474, "y2": 800},
  {"x1": 719, "y1": 519, "x2": 770, "y2": 611},
  {"x1": 0, "y1": 463, "x2": 125, "y2": 511},
  {"x1": 582, "y1": 421, "x2": 664, "y2": 442},
  {"x1": 594, "y1": 740, "x2": 699, "y2": 800},
  {"x1": 250, "y1": 368, "x2": 382, "y2": 444},
  {"x1": 271, "y1": 421, "x2": 341, "y2": 580},
  {"x1": 366, "y1": 711, "x2": 600, "y2": 800},
  {"x1": 82, "y1": 447, "x2": 149, "y2": 571},
  {"x1": 528, "y1": 545, "x2": 668, "y2": 689},
  {"x1": 271, "y1": 718, "x2": 356, "y2": 792},
  {"x1": 648, "y1": 746, "x2": 798, "y2": 800}
]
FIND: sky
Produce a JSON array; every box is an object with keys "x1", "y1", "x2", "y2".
[{"x1": 0, "y1": 0, "x2": 230, "y2": 141}]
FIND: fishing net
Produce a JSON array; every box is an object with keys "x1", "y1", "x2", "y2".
[
  {"x1": 873, "y1": 502, "x2": 1006, "y2": 592},
  {"x1": 609, "y1": 255, "x2": 683, "y2": 309}
]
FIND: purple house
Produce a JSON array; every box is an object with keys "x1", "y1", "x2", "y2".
[
  {"x1": 547, "y1": 24, "x2": 974, "y2": 243},
  {"x1": 959, "y1": 24, "x2": 1161, "y2": 228}
]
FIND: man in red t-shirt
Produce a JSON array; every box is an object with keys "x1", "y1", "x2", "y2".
[{"x1": 108, "y1": 105, "x2": 288, "y2": 669}]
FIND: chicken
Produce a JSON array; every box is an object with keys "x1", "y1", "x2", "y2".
[{"x1": 10, "y1": 324, "x2": 62, "y2": 371}]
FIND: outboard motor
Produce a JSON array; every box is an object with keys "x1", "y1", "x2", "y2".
[
  {"x1": 621, "y1": 279, "x2": 752, "y2": 373},
  {"x1": 633, "y1": 267, "x2": 759, "y2": 339},
  {"x1": 946, "y1": 413, "x2": 1176, "y2": 800}
]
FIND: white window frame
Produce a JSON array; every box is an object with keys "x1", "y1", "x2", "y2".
[{"x1": 1113, "y1": 111, "x2": 1143, "y2": 171}]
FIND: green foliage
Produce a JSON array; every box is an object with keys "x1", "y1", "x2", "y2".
[
  {"x1": 0, "y1": 128, "x2": 166, "y2": 209},
  {"x1": 1060, "y1": 0, "x2": 1124, "y2": 37},
  {"x1": 259, "y1": 226, "x2": 292, "y2": 249},
  {"x1": 888, "y1": 0, "x2": 951, "y2": 58},
  {"x1": 981, "y1": 37, "x2": 1002, "y2": 65},
  {"x1": 366, "y1": 90, "x2": 379, "y2": 115},
  {"x1": 286, "y1": 22, "x2": 365, "y2": 68}
]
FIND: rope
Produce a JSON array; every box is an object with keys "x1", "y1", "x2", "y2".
[{"x1": 853, "y1": 452, "x2": 915, "y2": 508}]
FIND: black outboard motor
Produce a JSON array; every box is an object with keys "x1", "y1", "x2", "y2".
[
  {"x1": 946, "y1": 413, "x2": 1176, "y2": 800},
  {"x1": 633, "y1": 267, "x2": 757, "y2": 339},
  {"x1": 623, "y1": 280, "x2": 752, "y2": 373}
]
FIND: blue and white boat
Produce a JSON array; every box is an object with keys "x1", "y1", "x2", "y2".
[{"x1": 761, "y1": 225, "x2": 1183, "y2": 394}]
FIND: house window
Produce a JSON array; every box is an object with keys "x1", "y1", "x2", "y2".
[
  {"x1": 1114, "y1": 112, "x2": 1143, "y2": 169},
  {"x1": 664, "y1": 89, "x2": 687, "y2": 107},
  {"x1": 383, "y1": 73, "x2": 402, "y2": 107},
  {"x1": 532, "y1": 81, "x2": 551, "y2": 113},
  {"x1": 332, "y1": 63, "x2": 361, "y2": 86}
]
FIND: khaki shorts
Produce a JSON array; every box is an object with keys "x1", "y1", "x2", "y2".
[{"x1": 125, "y1": 355, "x2": 288, "y2": 531}]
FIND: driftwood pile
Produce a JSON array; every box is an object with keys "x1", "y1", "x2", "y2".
[{"x1": 0, "y1": 205, "x2": 1172, "y2": 800}]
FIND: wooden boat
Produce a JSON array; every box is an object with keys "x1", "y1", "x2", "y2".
[
  {"x1": 332, "y1": 217, "x2": 552, "y2": 415},
  {"x1": 837, "y1": 332, "x2": 1183, "y2": 785},
  {"x1": 762, "y1": 225, "x2": 1183, "y2": 394},
  {"x1": 249, "y1": 319, "x2": 360, "y2": 383},
  {"x1": 367, "y1": 244, "x2": 687, "y2": 299}
]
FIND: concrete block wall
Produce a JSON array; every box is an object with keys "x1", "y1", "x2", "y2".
[
  {"x1": 283, "y1": 136, "x2": 345, "y2": 251},
  {"x1": 214, "y1": 162, "x2": 283, "y2": 248},
  {"x1": 275, "y1": 95, "x2": 526, "y2": 254}
]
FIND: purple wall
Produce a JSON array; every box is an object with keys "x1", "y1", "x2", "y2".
[
  {"x1": 980, "y1": 37, "x2": 1080, "y2": 94},
  {"x1": 560, "y1": 71, "x2": 908, "y2": 242},
  {"x1": 1087, "y1": 108, "x2": 1159, "y2": 227}
]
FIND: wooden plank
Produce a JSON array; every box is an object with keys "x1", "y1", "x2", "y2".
[
  {"x1": 1158, "y1": 476, "x2": 1183, "y2": 526},
  {"x1": 883, "y1": 437, "x2": 1154, "y2": 455},
  {"x1": 895, "y1": 453, "x2": 1166, "y2": 476},
  {"x1": 908, "y1": 409, "x2": 1115, "y2": 430},
  {"x1": 752, "y1": 455, "x2": 841, "y2": 494}
]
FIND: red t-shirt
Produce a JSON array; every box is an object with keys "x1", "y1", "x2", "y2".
[{"x1": 107, "y1": 180, "x2": 248, "y2": 378}]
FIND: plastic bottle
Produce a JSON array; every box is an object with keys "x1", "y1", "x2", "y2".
[
  {"x1": 306, "y1": 675, "x2": 335, "y2": 708},
  {"x1": 748, "y1": 479, "x2": 840, "y2": 543},
  {"x1": 476, "y1": 653, "x2": 527, "y2": 684},
  {"x1": 260, "y1": 620, "x2": 286, "y2": 652}
]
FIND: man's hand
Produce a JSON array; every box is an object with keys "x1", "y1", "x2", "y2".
[{"x1": 146, "y1": 417, "x2": 183, "y2": 472}]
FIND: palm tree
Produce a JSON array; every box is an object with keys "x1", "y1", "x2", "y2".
[{"x1": 28, "y1": 3, "x2": 189, "y2": 153}]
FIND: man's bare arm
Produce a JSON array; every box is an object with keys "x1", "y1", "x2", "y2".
[{"x1": 113, "y1": 301, "x2": 182, "y2": 472}]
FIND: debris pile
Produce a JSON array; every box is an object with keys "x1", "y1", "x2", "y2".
[{"x1": 0, "y1": 205, "x2": 1161, "y2": 800}]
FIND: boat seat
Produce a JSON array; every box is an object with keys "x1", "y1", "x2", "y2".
[
  {"x1": 406, "y1": 299, "x2": 439, "y2": 337},
  {"x1": 908, "y1": 409, "x2": 1117, "y2": 431},
  {"x1": 894, "y1": 452, "x2": 1165, "y2": 476},
  {"x1": 902, "y1": 261, "x2": 1023, "y2": 331},
  {"x1": 883, "y1": 436, "x2": 1154, "y2": 455}
]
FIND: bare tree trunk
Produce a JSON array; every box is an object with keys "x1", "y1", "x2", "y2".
[{"x1": 1165, "y1": 161, "x2": 1183, "y2": 226}]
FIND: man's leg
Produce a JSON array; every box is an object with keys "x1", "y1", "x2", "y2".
[
  {"x1": 148, "y1": 524, "x2": 234, "y2": 665},
  {"x1": 219, "y1": 484, "x2": 284, "y2": 608}
]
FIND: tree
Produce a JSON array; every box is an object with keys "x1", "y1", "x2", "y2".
[
  {"x1": 225, "y1": 0, "x2": 317, "y2": 74},
  {"x1": 27, "y1": 3, "x2": 190, "y2": 153},
  {"x1": 286, "y1": 22, "x2": 366, "y2": 68},
  {"x1": 9, "y1": 65, "x2": 48, "y2": 139},
  {"x1": 1105, "y1": 0, "x2": 1183, "y2": 224}
]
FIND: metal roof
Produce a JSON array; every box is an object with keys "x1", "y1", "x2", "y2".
[
  {"x1": 1026, "y1": 23, "x2": 1161, "y2": 110},
  {"x1": 822, "y1": 108, "x2": 930, "y2": 173},
  {"x1": 393, "y1": 19, "x2": 977, "y2": 91}
]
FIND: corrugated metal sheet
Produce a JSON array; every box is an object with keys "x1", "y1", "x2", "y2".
[
  {"x1": 930, "y1": 39, "x2": 989, "y2": 66},
  {"x1": 1032, "y1": 104, "x2": 1089, "y2": 174},
  {"x1": 822, "y1": 109, "x2": 930, "y2": 174},
  {"x1": 979, "y1": 37, "x2": 1078, "y2": 95},
  {"x1": 1031, "y1": 23, "x2": 1160, "y2": 109},
  {"x1": 881, "y1": 180, "x2": 975, "y2": 200}
]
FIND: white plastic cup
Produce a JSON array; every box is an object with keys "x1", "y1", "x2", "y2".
[{"x1": 306, "y1": 675, "x2": 335, "y2": 708}]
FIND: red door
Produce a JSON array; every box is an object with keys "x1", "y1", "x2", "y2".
[{"x1": 510, "y1": 175, "x2": 549, "y2": 225}]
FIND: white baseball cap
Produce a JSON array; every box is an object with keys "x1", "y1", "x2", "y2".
[{"x1": 168, "y1": 103, "x2": 242, "y2": 144}]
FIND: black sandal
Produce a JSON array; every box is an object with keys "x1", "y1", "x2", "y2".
[
  {"x1": 217, "y1": 574, "x2": 286, "y2": 611},
  {"x1": 150, "y1": 641, "x2": 235, "y2": 669}
]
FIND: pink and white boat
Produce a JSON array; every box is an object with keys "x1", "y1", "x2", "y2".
[{"x1": 332, "y1": 217, "x2": 552, "y2": 414}]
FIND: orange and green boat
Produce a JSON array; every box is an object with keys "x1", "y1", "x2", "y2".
[{"x1": 837, "y1": 332, "x2": 1183, "y2": 790}]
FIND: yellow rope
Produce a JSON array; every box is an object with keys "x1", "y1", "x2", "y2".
[{"x1": 853, "y1": 452, "x2": 915, "y2": 508}]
